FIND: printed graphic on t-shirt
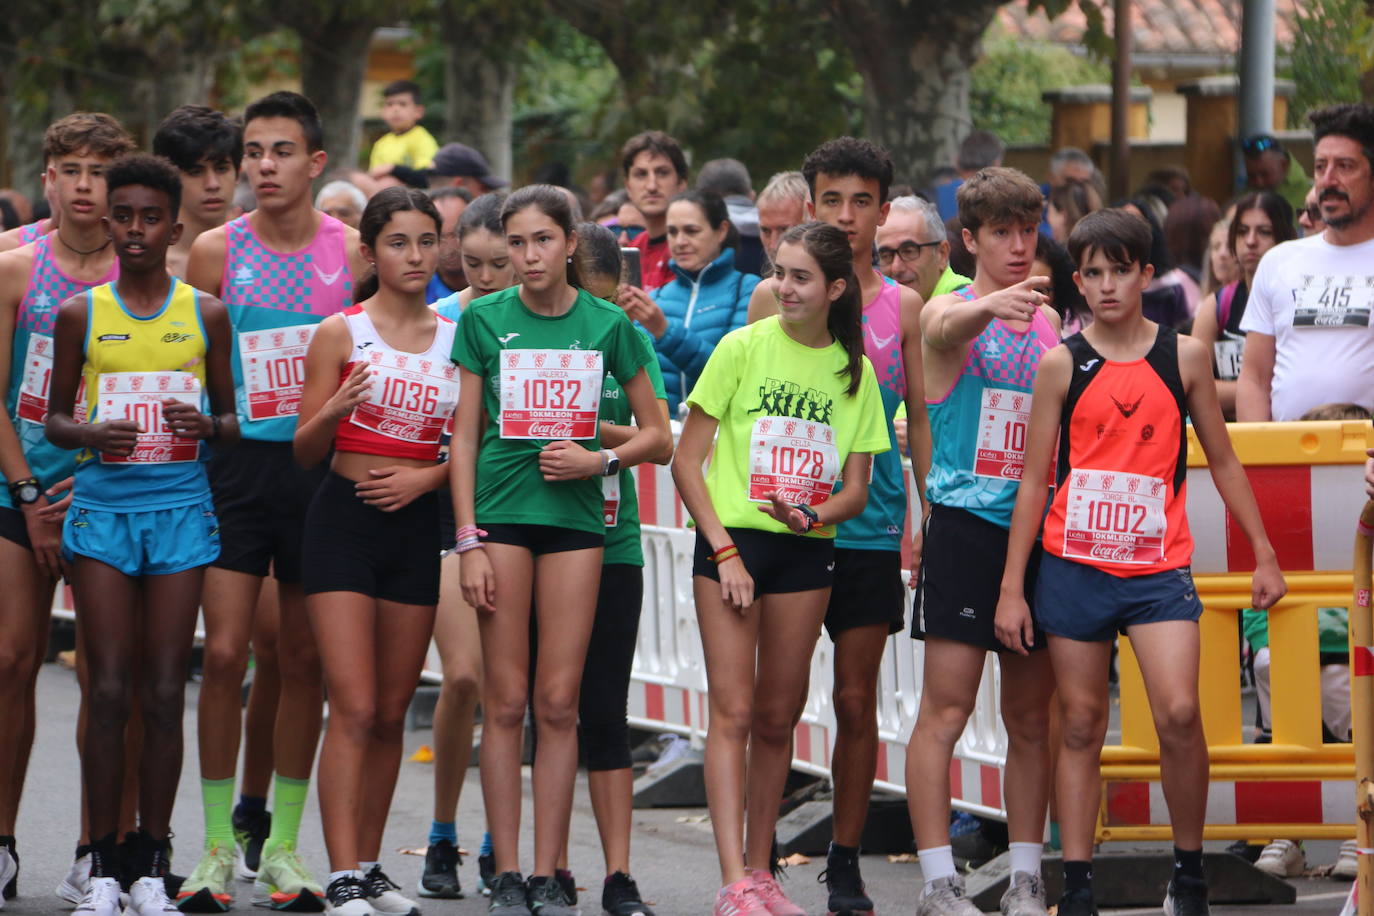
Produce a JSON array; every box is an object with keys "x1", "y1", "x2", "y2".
[
  {"x1": 744, "y1": 377, "x2": 834, "y2": 424},
  {"x1": 1292, "y1": 278, "x2": 1374, "y2": 328}
]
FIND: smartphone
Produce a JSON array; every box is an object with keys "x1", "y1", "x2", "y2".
[{"x1": 620, "y1": 247, "x2": 642, "y2": 289}]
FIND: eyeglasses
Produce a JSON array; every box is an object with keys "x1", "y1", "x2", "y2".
[
  {"x1": 877, "y1": 240, "x2": 941, "y2": 266},
  {"x1": 1303, "y1": 203, "x2": 1322, "y2": 222},
  {"x1": 619, "y1": 225, "x2": 646, "y2": 242},
  {"x1": 1242, "y1": 135, "x2": 1280, "y2": 157}
]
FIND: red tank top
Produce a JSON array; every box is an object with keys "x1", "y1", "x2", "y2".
[
  {"x1": 333, "y1": 305, "x2": 460, "y2": 461},
  {"x1": 1042, "y1": 325, "x2": 1192, "y2": 576}
]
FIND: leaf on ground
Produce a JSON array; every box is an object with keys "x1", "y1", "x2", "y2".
[
  {"x1": 888, "y1": 853, "x2": 919, "y2": 863},
  {"x1": 409, "y1": 745, "x2": 434, "y2": 763}
]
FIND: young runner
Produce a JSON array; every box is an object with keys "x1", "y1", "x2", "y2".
[
  {"x1": 906, "y1": 167, "x2": 1059, "y2": 916},
  {"x1": 153, "y1": 106, "x2": 242, "y2": 280},
  {"x1": 996, "y1": 208, "x2": 1286, "y2": 916},
  {"x1": 419, "y1": 189, "x2": 513, "y2": 901},
  {"x1": 450, "y1": 185, "x2": 669, "y2": 916},
  {"x1": 0, "y1": 112, "x2": 133, "y2": 903},
  {"x1": 672, "y1": 220, "x2": 889, "y2": 916},
  {"x1": 184, "y1": 90, "x2": 367, "y2": 912},
  {"x1": 44, "y1": 151, "x2": 239, "y2": 916},
  {"x1": 0, "y1": 171, "x2": 57, "y2": 252},
  {"x1": 292, "y1": 186, "x2": 456, "y2": 916}
]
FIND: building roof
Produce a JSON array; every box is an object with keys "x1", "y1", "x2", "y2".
[{"x1": 996, "y1": 0, "x2": 1298, "y2": 66}]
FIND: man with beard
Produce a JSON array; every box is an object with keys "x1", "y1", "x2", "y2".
[{"x1": 1237, "y1": 104, "x2": 1374, "y2": 421}]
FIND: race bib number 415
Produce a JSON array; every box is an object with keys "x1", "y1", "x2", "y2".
[
  {"x1": 239, "y1": 325, "x2": 316, "y2": 420},
  {"x1": 748, "y1": 416, "x2": 839, "y2": 506},
  {"x1": 499, "y1": 349, "x2": 603, "y2": 440},
  {"x1": 1293, "y1": 284, "x2": 1374, "y2": 329},
  {"x1": 1062, "y1": 468, "x2": 1166, "y2": 565},
  {"x1": 98, "y1": 371, "x2": 202, "y2": 464}
]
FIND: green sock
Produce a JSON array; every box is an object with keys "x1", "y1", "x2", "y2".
[
  {"x1": 202, "y1": 777, "x2": 236, "y2": 849},
  {"x1": 263, "y1": 775, "x2": 310, "y2": 855}
]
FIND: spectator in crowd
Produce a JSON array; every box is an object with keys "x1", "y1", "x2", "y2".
[
  {"x1": 0, "y1": 198, "x2": 17, "y2": 232},
  {"x1": 1033, "y1": 232, "x2": 1088, "y2": 335},
  {"x1": 1047, "y1": 147, "x2": 1101, "y2": 190},
  {"x1": 314, "y1": 180, "x2": 367, "y2": 230},
  {"x1": 1243, "y1": 134, "x2": 1311, "y2": 217},
  {"x1": 590, "y1": 189, "x2": 628, "y2": 224},
  {"x1": 1298, "y1": 186, "x2": 1324, "y2": 237},
  {"x1": 368, "y1": 80, "x2": 438, "y2": 174},
  {"x1": 944, "y1": 216, "x2": 976, "y2": 279},
  {"x1": 1146, "y1": 166, "x2": 1192, "y2": 201},
  {"x1": 1046, "y1": 179, "x2": 1102, "y2": 245},
  {"x1": 934, "y1": 130, "x2": 1005, "y2": 221},
  {"x1": 756, "y1": 170, "x2": 809, "y2": 267},
  {"x1": 620, "y1": 130, "x2": 689, "y2": 291},
  {"x1": 428, "y1": 143, "x2": 509, "y2": 196},
  {"x1": 1121, "y1": 197, "x2": 1191, "y2": 328},
  {"x1": 697, "y1": 158, "x2": 765, "y2": 276},
  {"x1": 1201, "y1": 216, "x2": 1239, "y2": 300},
  {"x1": 1164, "y1": 195, "x2": 1221, "y2": 287},
  {"x1": 876, "y1": 195, "x2": 970, "y2": 302},
  {"x1": 427, "y1": 186, "x2": 472, "y2": 302}
]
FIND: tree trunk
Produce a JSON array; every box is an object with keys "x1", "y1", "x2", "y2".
[
  {"x1": 824, "y1": 0, "x2": 1002, "y2": 185},
  {"x1": 439, "y1": 4, "x2": 515, "y2": 184},
  {"x1": 296, "y1": 19, "x2": 378, "y2": 171}
]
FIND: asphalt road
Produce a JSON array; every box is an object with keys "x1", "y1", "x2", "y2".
[{"x1": 2, "y1": 664, "x2": 1356, "y2": 915}]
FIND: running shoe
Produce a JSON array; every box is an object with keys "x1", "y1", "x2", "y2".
[
  {"x1": 602, "y1": 871, "x2": 654, "y2": 916},
  {"x1": 1254, "y1": 839, "x2": 1304, "y2": 878},
  {"x1": 555, "y1": 869, "x2": 576, "y2": 906},
  {"x1": 1, "y1": 837, "x2": 17, "y2": 900},
  {"x1": 526, "y1": 875, "x2": 577, "y2": 916},
  {"x1": 57, "y1": 848, "x2": 93, "y2": 905},
  {"x1": 747, "y1": 869, "x2": 805, "y2": 916},
  {"x1": 477, "y1": 854, "x2": 496, "y2": 897},
  {"x1": 1333, "y1": 839, "x2": 1359, "y2": 880},
  {"x1": 487, "y1": 871, "x2": 530, "y2": 916},
  {"x1": 324, "y1": 874, "x2": 372, "y2": 916},
  {"x1": 999, "y1": 871, "x2": 1047, "y2": 916},
  {"x1": 130, "y1": 875, "x2": 180, "y2": 915},
  {"x1": 361, "y1": 865, "x2": 418, "y2": 916},
  {"x1": 175, "y1": 843, "x2": 235, "y2": 912},
  {"x1": 252, "y1": 844, "x2": 325, "y2": 911},
  {"x1": 1055, "y1": 888, "x2": 1098, "y2": 916},
  {"x1": 233, "y1": 809, "x2": 272, "y2": 882},
  {"x1": 819, "y1": 846, "x2": 873, "y2": 916},
  {"x1": 0, "y1": 847, "x2": 14, "y2": 910},
  {"x1": 915, "y1": 875, "x2": 982, "y2": 916},
  {"x1": 1163, "y1": 875, "x2": 1209, "y2": 916},
  {"x1": 713, "y1": 877, "x2": 769, "y2": 916},
  {"x1": 416, "y1": 839, "x2": 462, "y2": 899},
  {"x1": 75, "y1": 876, "x2": 123, "y2": 916}
]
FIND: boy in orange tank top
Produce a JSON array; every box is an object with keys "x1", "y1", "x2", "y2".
[{"x1": 995, "y1": 209, "x2": 1286, "y2": 916}]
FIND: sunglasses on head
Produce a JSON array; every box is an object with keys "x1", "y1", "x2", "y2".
[{"x1": 1243, "y1": 135, "x2": 1280, "y2": 157}]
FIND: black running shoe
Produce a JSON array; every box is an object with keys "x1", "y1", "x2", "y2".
[
  {"x1": 602, "y1": 871, "x2": 655, "y2": 916},
  {"x1": 231, "y1": 808, "x2": 271, "y2": 879},
  {"x1": 819, "y1": 847, "x2": 873, "y2": 916},
  {"x1": 478, "y1": 853, "x2": 497, "y2": 897},
  {"x1": 555, "y1": 869, "x2": 576, "y2": 906},
  {"x1": 1056, "y1": 888, "x2": 1099, "y2": 916},
  {"x1": 1163, "y1": 875, "x2": 1209, "y2": 916},
  {"x1": 527, "y1": 875, "x2": 576, "y2": 916},
  {"x1": 417, "y1": 839, "x2": 463, "y2": 899},
  {"x1": 488, "y1": 871, "x2": 531, "y2": 916},
  {"x1": 324, "y1": 874, "x2": 370, "y2": 916}
]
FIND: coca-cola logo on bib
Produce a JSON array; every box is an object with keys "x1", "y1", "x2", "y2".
[
  {"x1": 528, "y1": 421, "x2": 575, "y2": 438},
  {"x1": 559, "y1": 353, "x2": 572, "y2": 368},
  {"x1": 1090, "y1": 544, "x2": 1134, "y2": 562},
  {"x1": 277, "y1": 397, "x2": 300, "y2": 416},
  {"x1": 773, "y1": 486, "x2": 811, "y2": 505},
  {"x1": 143, "y1": 446, "x2": 175, "y2": 462},
  {"x1": 378, "y1": 418, "x2": 424, "y2": 439}
]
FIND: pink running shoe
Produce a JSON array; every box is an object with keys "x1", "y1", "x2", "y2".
[
  {"x1": 748, "y1": 869, "x2": 807, "y2": 916},
  {"x1": 716, "y1": 877, "x2": 771, "y2": 916}
]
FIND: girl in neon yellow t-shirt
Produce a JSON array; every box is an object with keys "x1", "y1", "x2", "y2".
[{"x1": 672, "y1": 221, "x2": 889, "y2": 916}]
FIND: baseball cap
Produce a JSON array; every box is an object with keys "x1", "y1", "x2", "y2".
[{"x1": 429, "y1": 143, "x2": 509, "y2": 187}]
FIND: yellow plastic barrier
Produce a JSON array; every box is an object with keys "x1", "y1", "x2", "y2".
[
  {"x1": 1096, "y1": 421, "x2": 1370, "y2": 844},
  {"x1": 1352, "y1": 502, "x2": 1372, "y2": 916}
]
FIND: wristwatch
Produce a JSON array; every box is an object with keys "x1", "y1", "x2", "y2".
[
  {"x1": 601, "y1": 449, "x2": 621, "y2": 477},
  {"x1": 793, "y1": 503, "x2": 820, "y2": 532},
  {"x1": 8, "y1": 477, "x2": 41, "y2": 506}
]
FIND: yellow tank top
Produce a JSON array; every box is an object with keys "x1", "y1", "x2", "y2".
[{"x1": 74, "y1": 278, "x2": 211, "y2": 510}]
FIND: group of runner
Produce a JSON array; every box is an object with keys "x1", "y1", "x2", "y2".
[{"x1": 0, "y1": 86, "x2": 1314, "y2": 916}]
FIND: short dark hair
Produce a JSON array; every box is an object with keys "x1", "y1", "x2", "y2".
[
  {"x1": 802, "y1": 137, "x2": 894, "y2": 204},
  {"x1": 154, "y1": 105, "x2": 243, "y2": 174},
  {"x1": 696, "y1": 158, "x2": 753, "y2": 198},
  {"x1": 957, "y1": 130, "x2": 1005, "y2": 172},
  {"x1": 1067, "y1": 207, "x2": 1153, "y2": 270},
  {"x1": 956, "y1": 167, "x2": 1043, "y2": 234},
  {"x1": 383, "y1": 80, "x2": 422, "y2": 104},
  {"x1": 620, "y1": 131, "x2": 688, "y2": 181},
  {"x1": 243, "y1": 91, "x2": 324, "y2": 153},
  {"x1": 106, "y1": 153, "x2": 183, "y2": 220},
  {"x1": 1310, "y1": 103, "x2": 1374, "y2": 168},
  {"x1": 43, "y1": 112, "x2": 135, "y2": 161}
]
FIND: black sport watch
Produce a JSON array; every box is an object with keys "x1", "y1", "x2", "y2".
[
  {"x1": 8, "y1": 477, "x2": 41, "y2": 506},
  {"x1": 793, "y1": 503, "x2": 820, "y2": 532}
]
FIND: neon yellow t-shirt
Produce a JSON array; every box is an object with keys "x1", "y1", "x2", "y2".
[
  {"x1": 369, "y1": 125, "x2": 439, "y2": 170},
  {"x1": 685, "y1": 316, "x2": 890, "y2": 538}
]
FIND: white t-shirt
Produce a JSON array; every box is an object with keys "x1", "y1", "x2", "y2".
[{"x1": 1240, "y1": 233, "x2": 1374, "y2": 421}]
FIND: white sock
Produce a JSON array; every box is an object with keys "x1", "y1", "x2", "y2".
[
  {"x1": 1009, "y1": 842, "x2": 1042, "y2": 876},
  {"x1": 328, "y1": 869, "x2": 362, "y2": 886},
  {"x1": 918, "y1": 846, "x2": 957, "y2": 896},
  {"x1": 359, "y1": 861, "x2": 378, "y2": 875}
]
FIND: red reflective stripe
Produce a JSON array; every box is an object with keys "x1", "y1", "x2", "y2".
[
  {"x1": 643, "y1": 683, "x2": 664, "y2": 722},
  {"x1": 1235, "y1": 780, "x2": 1321, "y2": 824},
  {"x1": 1227, "y1": 466, "x2": 1312, "y2": 572},
  {"x1": 981, "y1": 766, "x2": 1002, "y2": 810},
  {"x1": 1105, "y1": 782, "x2": 1151, "y2": 825},
  {"x1": 1354, "y1": 646, "x2": 1374, "y2": 677},
  {"x1": 948, "y1": 759, "x2": 963, "y2": 800},
  {"x1": 638, "y1": 466, "x2": 657, "y2": 526}
]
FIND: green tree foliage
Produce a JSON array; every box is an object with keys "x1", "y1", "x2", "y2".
[
  {"x1": 1284, "y1": 0, "x2": 1367, "y2": 126},
  {"x1": 970, "y1": 37, "x2": 1108, "y2": 144}
]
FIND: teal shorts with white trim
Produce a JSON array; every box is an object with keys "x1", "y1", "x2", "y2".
[{"x1": 63, "y1": 497, "x2": 220, "y2": 576}]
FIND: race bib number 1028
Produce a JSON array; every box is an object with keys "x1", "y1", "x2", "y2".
[{"x1": 748, "y1": 416, "x2": 839, "y2": 507}]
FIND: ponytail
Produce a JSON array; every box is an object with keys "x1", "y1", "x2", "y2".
[{"x1": 777, "y1": 221, "x2": 864, "y2": 396}]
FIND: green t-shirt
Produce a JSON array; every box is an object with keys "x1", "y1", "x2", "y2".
[
  {"x1": 602, "y1": 331, "x2": 668, "y2": 567},
  {"x1": 453, "y1": 286, "x2": 652, "y2": 534},
  {"x1": 931, "y1": 266, "x2": 973, "y2": 299},
  {"x1": 685, "y1": 316, "x2": 890, "y2": 538}
]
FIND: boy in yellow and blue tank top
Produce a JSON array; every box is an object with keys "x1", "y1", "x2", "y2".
[{"x1": 42, "y1": 153, "x2": 239, "y2": 916}]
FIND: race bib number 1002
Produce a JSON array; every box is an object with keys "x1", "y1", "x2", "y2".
[
  {"x1": 98, "y1": 371, "x2": 202, "y2": 464},
  {"x1": 1062, "y1": 468, "x2": 1167, "y2": 565},
  {"x1": 748, "y1": 416, "x2": 840, "y2": 507},
  {"x1": 499, "y1": 349, "x2": 603, "y2": 440},
  {"x1": 239, "y1": 325, "x2": 316, "y2": 420}
]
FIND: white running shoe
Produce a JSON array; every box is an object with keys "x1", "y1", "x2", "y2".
[
  {"x1": 1332, "y1": 839, "x2": 1359, "y2": 880},
  {"x1": 1255, "y1": 839, "x2": 1305, "y2": 878},
  {"x1": 128, "y1": 876, "x2": 178, "y2": 915},
  {"x1": 74, "y1": 876, "x2": 122, "y2": 916},
  {"x1": 361, "y1": 865, "x2": 418, "y2": 916},
  {"x1": 0, "y1": 848, "x2": 14, "y2": 910},
  {"x1": 57, "y1": 853, "x2": 93, "y2": 906}
]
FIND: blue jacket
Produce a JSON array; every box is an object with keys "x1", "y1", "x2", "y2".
[{"x1": 648, "y1": 246, "x2": 759, "y2": 415}]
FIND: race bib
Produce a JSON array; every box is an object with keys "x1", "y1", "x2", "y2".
[
  {"x1": 1292, "y1": 284, "x2": 1374, "y2": 329},
  {"x1": 1062, "y1": 468, "x2": 1167, "y2": 565},
  {"x1": 602, "y1": 474, "x2": 620, "y2": 528},
  {"x1": 1214, "y1": 336, "x2": 1244, "y2": 381},
  {"x1": 98, "y1": 371, "x2": 202, "y2": 464},
  {"x1": 974, "y1": 388, "x2": 1030, "y2": 479},
  {"x1": 349, "y1": 351, "x2": 460, "y2": 445},
  {"x1": 498, "y1": 349, "x2": 603, "y2": 440},
  {"x1": 748, "y1": 415, "x2": 840, "y2": 507},
  {"x1": 17, "y1": 333, "x2": 86, "y2": 424},
  {"x1": 239, "y1": 325, "x2": 316, "y2": 420}
]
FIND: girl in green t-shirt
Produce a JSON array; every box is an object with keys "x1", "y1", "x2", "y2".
[
  {"x1": 449, "y1": 186, "x2": 670, "y2": 916},
  {"x1": 672, "y1": 221, "x2": 890, "y2": 916}
]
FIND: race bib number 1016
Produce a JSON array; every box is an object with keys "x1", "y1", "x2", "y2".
[{"x1": 98, "y1": 371, "x2": 202, "y2": 464}]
